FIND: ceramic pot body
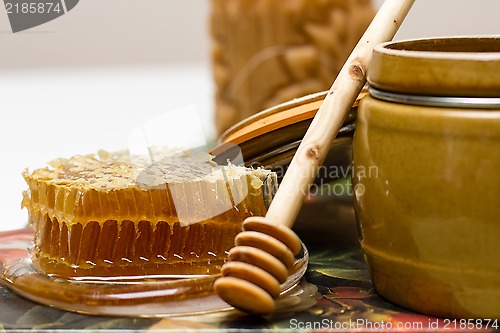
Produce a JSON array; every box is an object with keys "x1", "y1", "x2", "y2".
[{"x1": 353, "y1": 36, "x2": 500, "y2": 319}]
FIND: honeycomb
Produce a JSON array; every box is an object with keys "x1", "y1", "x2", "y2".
[{"x1": 22, "y1": 150, "x2": 276, "y2": 279}]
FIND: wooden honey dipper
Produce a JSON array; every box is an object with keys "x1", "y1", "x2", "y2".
[{"x1": 214, "y1": 0, "x2": 416, "y2": 315}]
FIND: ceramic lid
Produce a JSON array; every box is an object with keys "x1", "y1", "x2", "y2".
[{"x1": 368, "y1": 36, "x2": 500, "y2": 97}]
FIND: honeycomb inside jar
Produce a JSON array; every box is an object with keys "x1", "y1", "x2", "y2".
[{"x1": 22, "y1": 150, "x2": 276, "y2": 280}]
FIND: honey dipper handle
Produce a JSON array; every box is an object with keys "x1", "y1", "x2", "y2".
[{"x1": 265, "y1": 0, "x2": 415, "y2": 227}]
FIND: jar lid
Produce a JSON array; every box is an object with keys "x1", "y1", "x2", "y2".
[
  {"x1": 211, "y1": 89, "x2": 367, "y2": 168},
  {"x1": 368, "y1": 36, "x2": 500, "y2": 98}
]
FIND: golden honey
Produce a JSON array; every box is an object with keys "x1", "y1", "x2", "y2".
[{"x1": 22, "y1": 150, "x2": 276, "y2": 279}]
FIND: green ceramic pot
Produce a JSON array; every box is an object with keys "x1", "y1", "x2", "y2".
[{"x1": 353, "y1": 36, "x2": 500, "y2": 319}]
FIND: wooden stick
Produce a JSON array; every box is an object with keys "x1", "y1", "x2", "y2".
[
  {"x1": 265, "y1": 0, "x2": 415, "y2": 227},
  {"x1": 215, "y1": 0, "x2": 416, "y2": 315}
]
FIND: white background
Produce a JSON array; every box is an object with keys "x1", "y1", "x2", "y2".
[{"x1": 0, "y1": 0, "x2": 499, "y2": 231}]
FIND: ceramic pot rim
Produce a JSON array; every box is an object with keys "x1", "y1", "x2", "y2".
[
  {"x1": 369, "y1": 36, "x2": 500, "y2": 97},
  {"x1": 374, "y1": 35, "x2": 500, "y2": 61}
]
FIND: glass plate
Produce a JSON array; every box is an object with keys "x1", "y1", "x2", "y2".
[{"x1": 0, "y1": 228, "x2": 309, "y2": 317}]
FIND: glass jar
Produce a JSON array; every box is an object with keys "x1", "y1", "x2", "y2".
[{"x1": 211, "y1": 0, "x2": 374, "y2": 135}]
